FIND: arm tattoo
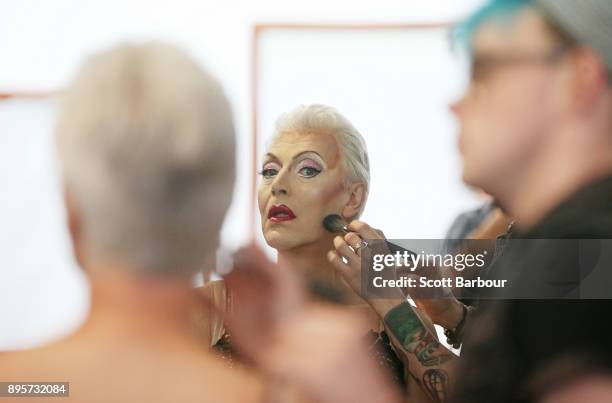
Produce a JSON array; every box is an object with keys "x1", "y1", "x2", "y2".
[
  {"x1": 384, "y1": 302, "x2": 453, "y2": 367},
  {"x1": 423, "y1": 369, "x2": 449, "y2": 402}
]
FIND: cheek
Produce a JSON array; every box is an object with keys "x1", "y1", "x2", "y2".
[
  {"x1": 468, "y1": 87, "x2": 533, "y2": 149},
  {"x1": 499, "y1": 76, "x2": 554, "y2": 123},
  {"x1": 257, "y1": 184, "x2": 269, "y2": 216},
  {"x1": 300, "y1": 178, "x2": 346, "y2": 217},
  {"x1": 319, "y1": 179, "x2": 346, "y2": 206},
  {"x1": 461, "y1": 101, "x2": 516, "y2": 177},
  {"x1": 498, "y1": 86, "x2": 551, "y2": 150}
]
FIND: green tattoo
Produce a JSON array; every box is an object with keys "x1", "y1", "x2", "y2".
[{"x1": 384, "y1": 302, "x2": 452, "y2": 367}]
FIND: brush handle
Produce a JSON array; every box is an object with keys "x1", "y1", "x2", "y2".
[
  {"x1": 339, "y1": 226, "x2": 415, "y2": 256},
  {"x1": 385, "y1": 240, "x2": 416, "y2": 256}
]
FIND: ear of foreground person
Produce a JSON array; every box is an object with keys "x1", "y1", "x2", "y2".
[{"x1": 0, "y1": 42, "x2": 401, "y2": 403}]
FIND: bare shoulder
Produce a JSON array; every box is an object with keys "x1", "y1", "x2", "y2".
[
  {"x1": 0, "y1": 343, "x2": 75, "y2": 379},
  {"x1": 181, "y1": 350, "x2": 264, "y2": 403},
  {"x1": 0, "y1": 340, "x2": 263, "y2": 403}
]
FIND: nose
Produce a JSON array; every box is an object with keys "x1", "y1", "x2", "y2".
[
  {"x1": 271, "y1": 169, "x2": 290, "y2": 196},
  {"x1": 271, "y1": 184, "x2": 287, "y2": 196}
]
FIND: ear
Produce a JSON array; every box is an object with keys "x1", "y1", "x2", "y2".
[
  {"x1": 570, "y1": 48, "x2": 609, "y2": 113},
  {"x1": 64, "y1": 186, "x2": 86, "y2": 269},
  {"x1": 341, "y1": 182, "x2": 366, "y2": 221}
]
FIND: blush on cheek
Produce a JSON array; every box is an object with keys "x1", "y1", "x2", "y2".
[{"x1": 316, "y1": 178, "x2": 347, "y2": 209}]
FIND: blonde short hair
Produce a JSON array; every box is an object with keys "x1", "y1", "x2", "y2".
[
  {"x1": 56, "y1": 42, "x2": 235, "y2": 276},
  {"x1": 273, "y1": 104, "x2": 370, "y2": 217}
]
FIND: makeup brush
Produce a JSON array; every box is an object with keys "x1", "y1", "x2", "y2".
[
  {"x1": 322, "y1": 214, "x2": 413, "y2": 255},
  {"x1": 322, "y1": 214, "x2": 350, "y2": 234}
]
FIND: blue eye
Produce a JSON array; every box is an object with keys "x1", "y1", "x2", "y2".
[
  {"x1": 260, "y1": 168, "x2": 278, "y2": 179},
  {"x1": 298, "y1": 166, "x2": 321, "y2": 178}
]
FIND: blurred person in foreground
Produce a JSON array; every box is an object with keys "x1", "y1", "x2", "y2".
[
  {"x1": 0, "y1": 42, "x2": 400, "y2": 403},
  {"x1": 451, "y1": 0, "x2": 612, "y2": 401},
  {"x1": 329, "y1": 0, "x2": 612, "y2": 401}
]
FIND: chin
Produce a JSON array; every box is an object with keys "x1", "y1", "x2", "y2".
[
  {"x1": 461, "y1": 162, "x2": 483, "y2": 188},
  {"x1": 263, "y1": 226, "x2": 321, "y2": 252},
  {"x1": 263, "y1": 229, "x2": 300, "y2": 251},
  {"x1": 463, "y1": 166, "x2": 498, "y2": 198},
  {"x1": 461, "y1": 170, "x2": 475, "y2": 188}
]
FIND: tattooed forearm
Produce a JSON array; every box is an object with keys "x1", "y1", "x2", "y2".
[
  {"x1": 384, "y1": 302, "x2": 453, "y2": 367},
  {"x1": 423, "y1": 369, "x2": 449, "y2": 402}
]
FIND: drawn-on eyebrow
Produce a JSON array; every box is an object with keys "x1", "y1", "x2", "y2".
[
  {"x1": 263, "y1": 151, "x2": 325, "y2": 165},
  {"x1": 263, "y1": 153, "x2": 280, "y2": 164}
]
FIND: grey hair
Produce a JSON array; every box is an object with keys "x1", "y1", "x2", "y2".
[
  {"x1": 273, "y1": 104, "x2": 370, "y2": 217},
  {"x1": 56, "y1": 42, "x2": 236, "y2": 276}
]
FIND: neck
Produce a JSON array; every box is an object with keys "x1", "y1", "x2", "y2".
[
  {"x1": 500, "y1": 124, "x2": 612, "y2": 231},
  {"x1": 277, "y1": 235, "x2": 361, "y2": 303},
  {"x1": 75, "y1": 263, "x2": 197, "y2": 344}
]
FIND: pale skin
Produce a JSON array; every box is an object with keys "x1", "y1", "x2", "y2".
[
  {"x1": 257, "y1": 129, "x2": 392, "y2": 333},
  {"x1": 0, "y1": 191, "x2": 264, "y2": 403},
  {"x1": 256, "y1": 130, "x2": 431, "y2": 401},
  {"x1": 258, "y1": 130, "x2": 366, "y2": 298},
  {"x1": 0, "y1": 187, "x2": 400, "y2": 403},
  {"x1": 197, "y1": 132, "x2": 361, "y2": 313},
  {"x1": 189, "y1": 128, "x2": 403, "y2": 403},
  {"x1": 453, "y1": 8, "x2": 612, "y2": 231}
]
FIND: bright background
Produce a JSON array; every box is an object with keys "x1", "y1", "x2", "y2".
[{"x1": 0, "y1": 0, "x2": 485, "y2": 350}]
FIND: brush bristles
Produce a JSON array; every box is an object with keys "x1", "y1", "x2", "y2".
[{"x1": 322, "y1": 214, "x2": 348, "y2": 233}]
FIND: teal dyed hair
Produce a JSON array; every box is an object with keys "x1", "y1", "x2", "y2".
[{"x1": 453, "y1": 0, "x2": 533, "y2": 53}]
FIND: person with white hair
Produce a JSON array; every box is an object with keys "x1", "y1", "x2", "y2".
[
  {"x1": 197, "y1": 104, "x2": 438, "y2": 402},
  {"x1": 0, "y1": 41, "x2": 257, "y2": 403},
  {"x1": 0, "y1": 43, "x2": 401, "y2": 403}
]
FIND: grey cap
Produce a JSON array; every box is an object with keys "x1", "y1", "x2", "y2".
[{"x1": 536, "y1": 0, "x2": 612, "y2": 75}]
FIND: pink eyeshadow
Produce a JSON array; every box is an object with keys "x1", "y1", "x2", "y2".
[
  {"x1": 300, "y1": 159, "x2": 322, "y2": 170},
  {"x1": 263, "y1": 161, "x2": 280, "y2": 170}
]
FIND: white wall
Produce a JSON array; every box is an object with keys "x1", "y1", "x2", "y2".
[{"x1": 0, "y1": 0, "x2": 485, "y2": 350}]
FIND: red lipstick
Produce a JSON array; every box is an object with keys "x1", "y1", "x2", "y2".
[{"x1": 268, "y1": 204, "x2": 297, "y2": 223}]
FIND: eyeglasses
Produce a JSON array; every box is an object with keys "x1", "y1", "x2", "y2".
[{"x1": 470, "y1": 42, "x2": 571, "y2": 84}]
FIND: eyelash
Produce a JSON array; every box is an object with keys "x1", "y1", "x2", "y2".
[
  {"x1": 258, "y1": 165, "x2": 322, "y2": 179},
  {"x1": 298, "y1": 166, "x2": 321, "y2": 178},
  {"x1": 259, "y1": 168, "x2": 278, "y2": 179}
]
